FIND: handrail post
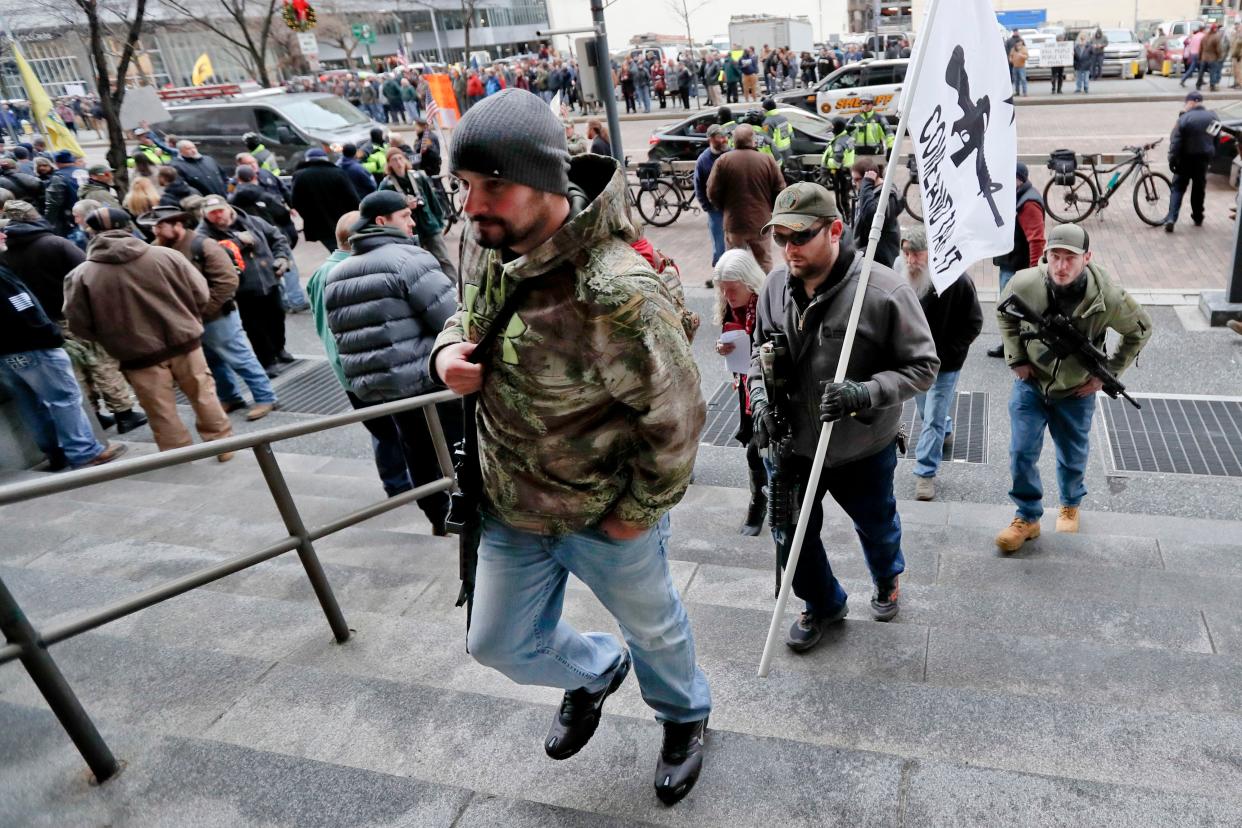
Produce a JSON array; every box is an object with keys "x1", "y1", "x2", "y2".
[
  {"x1": 0, "y1": 576, "x2": 119, "y2": 783},
  {"x1": 252, "y1": 443, "x2": 351, "y2": 643},
  {"x1": 422, "y1": 402, "x2": 457, "y2": 485}
]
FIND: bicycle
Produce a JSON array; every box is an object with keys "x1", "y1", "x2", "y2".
[
  {"x1": 899, "y1": 154, "x2": 923, "y2": 222},
  {"x1": 435, "y1": 174, "x2": 463, "y2": 227},
  {"x1": 633, "y1": 159, "x2": 699, "y2": 227},
  {"x1": 1041, "y1": 139, "x2": 1172, "y2": 226}
]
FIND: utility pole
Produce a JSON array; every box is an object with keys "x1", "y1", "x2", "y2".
[{"x1": 589, "y1": 0, "x2": 623, "y2": 163}]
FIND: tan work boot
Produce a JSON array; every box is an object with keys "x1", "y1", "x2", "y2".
[
  {"x1": 914, "y1": 476, "x2": 935, "y2": 501},
  {"x1": 78, "y1": 442, "x2": 128, "y2": 469},
  {"x1": 995, "y1": 517, "x2": 1040, "y2": 553},
  {"x1": 246, "y1": 402, "x2": 278, "y2": 421},
  {"x1": 1056, "y1": 506, "x2": 1080, "y2": 533},
  {"x1": 217, "y1": 451, "x2": 236, "y2": 463}
]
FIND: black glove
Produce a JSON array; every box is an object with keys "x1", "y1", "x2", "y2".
[
  {"x1": 820, "y1": 380, "x2": 871, "y2": 423},
  {"x1": 750, "y1": 391, "x2": 781, "y2": 450},
  {"x1": 1168, "y1": 156, "x2": 1179, "y2": 175}
]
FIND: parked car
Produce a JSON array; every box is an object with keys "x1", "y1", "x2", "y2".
[
  {"x1": 646, "y1": 106, "x2": 834, "y2": 162},
  {"x1": 152, "y1": 92, "x2": 377, "y2": 170},
  {"x1": 1208, "y1": 98, "x2": 1242, "y2": 181},
  {"x1": 770, "y1": 58, "x2": 907, "y2": 121},
  {"x1": 1069, "y1": 28, "x2": 1147, "y2": 77}
]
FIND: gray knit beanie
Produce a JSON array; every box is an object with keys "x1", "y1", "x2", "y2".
[{"x1": 450, "y1": 88, "x2": 570, "y2": 195}]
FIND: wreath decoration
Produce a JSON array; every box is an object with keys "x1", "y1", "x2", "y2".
[{"x1": 282, "y1": 0, "x2": 317, "y2": 31}]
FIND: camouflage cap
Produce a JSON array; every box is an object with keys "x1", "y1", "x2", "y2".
[
  {"x1": 2, "y1": 200, "x2": 39, "y2": 221},
  {"x1": 762, "y1": 181, "x2": 838, "y2": 233}
]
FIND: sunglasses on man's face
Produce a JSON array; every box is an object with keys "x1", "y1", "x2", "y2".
[{"x1": 772, "y1": 223, "x2": 826, "y2": 247}]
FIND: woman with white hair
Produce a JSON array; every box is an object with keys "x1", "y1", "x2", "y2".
[{"x1": 713, "y1": 248, "x2": 770, "y2": 536}]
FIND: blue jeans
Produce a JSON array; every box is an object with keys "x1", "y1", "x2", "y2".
[
  {"x1": 1074, "y1": 69, "x2": 1089, "y2": 92},
  {"x1": 468, "y1": 513, "x2": 711, "y2": 723},
  {"x1": 707, "y1": 209, "x2": 725, "y2": 266},
  {"x1": 281, "y1": 260, "x2": 309, "y2": 310},
  {"x1": 913, "y1": 369, "x2": 960, "y2": 478},
  {"x1": 1012, "y1": 67, "x2": 1027, "y2": 95},
  {"x1": 771, "y1": 443, "x2": 905, "y2": 617},
  {"x1": 636, "y1": 85, "x2": 652, "y2": 112},
  {"x1": 0, "y1": 348, "x2": 106, "y2": 467},
  {"x1": 347, "y1": 390, "x2": 412, "y2": 497},
  {"x1": 1181, "y1": 55, "x2": 1199, "y2": 83},
  {"x1": 998, "y1": 267, "x2": 1017, "y2": 294},
  {"x1": 1008, "y1": 379, "x2": 1096, "y2": 521},
  {"x1": 201, "y1": 310, "x2": 277, "y2": 405}
]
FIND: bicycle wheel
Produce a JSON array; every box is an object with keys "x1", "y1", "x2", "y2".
[
  {"x1": 1132, "y1": 171, "x2": 1172, "y2": 226},
  {"x1": 1042, "y1": 171, "x2": 1098, "y2": 223},
  {"x1": 901, "y1": 178, "x2": 923, "y2": 222},
  {"x1": 636, "y1": 180, "x2": 682, "y2": 227}
]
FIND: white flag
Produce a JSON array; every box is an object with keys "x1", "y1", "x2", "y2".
[{"x1": 905, "y1": 0, "x2": 1017, "y2": 292}]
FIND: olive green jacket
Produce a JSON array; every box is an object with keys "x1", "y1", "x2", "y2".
[{"x1": 998, "y1": 262, "x2": 1152, "y2": 399}]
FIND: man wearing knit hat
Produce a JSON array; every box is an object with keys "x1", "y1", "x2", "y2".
[
  {"x1": 431, "y1": 88, "x2": 710, "y2": 805},
  {"x1": 44, "y1": 149, "x2": 81, "y2": 237},
  {"x1": 899, "y1": 224, "x2": 982, "y2": 501},
  {"x1": 323, "y1": 189, "x2": 461, "y2": 533}
]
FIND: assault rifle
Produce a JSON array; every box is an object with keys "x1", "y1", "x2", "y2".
[
  {"x1": 758, "y1": 333, "x2": 802, "y2": 597},
  {"x1": 997, "y1": 293, "x2": 1141, "y2": 410}
]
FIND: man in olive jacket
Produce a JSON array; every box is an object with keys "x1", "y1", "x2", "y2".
[{"x1": 995, "y1": 224, "x2": 1152, "y2": 552}]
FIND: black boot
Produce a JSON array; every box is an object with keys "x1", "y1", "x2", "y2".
[
  {"x1": 544, "y1": 651, "x2": 630, "y2": 760},
  {"x1": 114, "y1": 409, "x2": 148, "y2": 434},
  {"x1": 740, "y1": 467, "x2": 767, "y2": 536},
  {"x1": 96, "y1": 411, "x2": 116, "y2": 430},
  {"x1": 654, "y1": 717, "x2": 708, "y2": 805},
  {"x1": 986, "y1": 344, "x2": 1004, "y2": 358}
]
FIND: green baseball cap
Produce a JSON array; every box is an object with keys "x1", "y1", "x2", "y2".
[
  {"x1": 1045, "y1": 223, "x2": 1090, "y2": 255},
  {"x1": 762, "y1": 182, "x2": 839, "y2": 233}
]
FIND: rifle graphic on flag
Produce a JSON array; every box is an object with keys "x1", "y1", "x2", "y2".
[
  {"x1": 11, "y1": 42, "x2": 83, "y2": 156},
  {"x1": 757, "y1": 0, "x2": 1016, "y2": 677}
]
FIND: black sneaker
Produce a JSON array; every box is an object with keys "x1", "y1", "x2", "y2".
[
  {"x1": 871, "y1": 575, "x2": 900, "y2": 621},
  {"x1": 96, "y1": 411, "x2": 116, "y2": 430},
  {"x1": 785, "y1": 602, "x2": 848, "y2": 652},
  {"x1": 276, "y1": 350, "x2": 296, "y2": 364},
  {"x1": 114, "y1": 409, "x2": 148, "y2": 434},
  {"x1": 544, "y1": 651, "x2": 631, "y2": 760},
  {"x1": 986, "y1": 344, "x2": 1004, "y2": 358},
  {"x1": 1164, "y1": 221, "x2": 1175, "y2": 233},
  {"x1": 222, "y1": 399, "x2": 248, "y2": 414},
  {"x1": 654, "y1": 717, "x2": 708, "y2": 805}
]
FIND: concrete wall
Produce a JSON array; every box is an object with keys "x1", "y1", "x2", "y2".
[{"x1": 908, "y1": 0, "x2": 1201, "y2": 32}]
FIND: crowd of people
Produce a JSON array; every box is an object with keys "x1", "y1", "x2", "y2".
[{"x1": 0, "y1": 28, "x2": 1171, "y2": 800}]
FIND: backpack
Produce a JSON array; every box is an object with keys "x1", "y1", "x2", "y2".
[{"x1": 631, "y1": 238, "x2": 699, "y2": 342}]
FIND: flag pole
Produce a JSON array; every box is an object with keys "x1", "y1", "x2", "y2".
[{"x1": 757, "y1": 0, "x2": 944, "y2": 678}]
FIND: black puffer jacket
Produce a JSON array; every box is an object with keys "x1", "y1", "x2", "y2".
[
  {"x1": 0, "y1": 170, "x2": 45, "y2": 203},
  {"x1": 850, "y1": 178, "x2": 902, "y2": 268},
  {"x1": 159, "y1": 178, "x2": 201, "y2": 209},
  {"x1": 323, "y1": 225, "x2": 454, "y2": 402},
  {"x1": 0, "y1": 219, "x2": 85, "y2": 320},
  {"x1": 172, "y1": 154, "x2": 228, "y2": 197},
  {"x1": 196, "y1": 210, "x2": 290, "y2": 296},
  {"x1": 1170, "y1": 105, "x2": 1219, "y2": 160}
]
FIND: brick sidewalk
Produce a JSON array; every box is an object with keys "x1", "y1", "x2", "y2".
[{"x1": 644, "y1": 167, "x2": 1238, "y2": 294}]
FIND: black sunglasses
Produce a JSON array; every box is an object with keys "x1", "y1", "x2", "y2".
[{"x1": 772, "y1": 223, "x2": 827, "y2": 247}]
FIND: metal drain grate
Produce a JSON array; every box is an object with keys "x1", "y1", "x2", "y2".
[
  {"x1": 700, "y1": 382, "x2": 988, "y2": 464},
  {"x1": 178, "y1": 358, "x2": 351, "y2": 416},
  {"x1": 898, "y1": 391, "x2": 989, "y2": 464},
  {"x1": 1099, "y1": 395, "x2": 1242, "y2": 477},
  {"x1": 701, "y1": 381, "x2": 741, "y2": 447}
]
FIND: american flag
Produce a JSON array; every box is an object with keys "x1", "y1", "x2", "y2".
[
  {"x1": 396, "y1": 44, "x2": 409, "y2": 65},
  {"x1": 425, "y1": 98, "x2": 439, "y2": 128}
]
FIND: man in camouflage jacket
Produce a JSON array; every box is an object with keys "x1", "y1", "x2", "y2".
[{"x1": 430, "y1": 89, "x2": 710, "y2": 805}]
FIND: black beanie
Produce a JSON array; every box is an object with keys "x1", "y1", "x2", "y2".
[
  {"x1": 86, "y1": 207, "x2": 132, "y2": 233},
  {"x1": 353, "y1": 190, "x2": 411, "y2": 232},
  {"x1": 450, "y1": 88, "x2": 570, "y2": 195}
]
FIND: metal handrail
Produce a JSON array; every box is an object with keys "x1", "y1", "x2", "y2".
[{"x1": 0, "y1": 388, "x2": 461, "y2": 785}]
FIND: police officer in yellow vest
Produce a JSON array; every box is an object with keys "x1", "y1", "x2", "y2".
[
  {"x1": 760, "y1": 97, "x2": 793, "y2": 165},
  {"x1": 820, "y1": 116, "x2": 856, "y2": 215},
  {"x1": 717, "y1": 106, "x2": 738, "y2": 147},
  {"x1": 847, "y1": 92, "x2": 894, "y2": 156},
  {"x1": 242, "y1": 132, "x2": 281, "y2": 176},
  {"x1": 742, "y1": 109, "x2": 776, "y2": 156},
  {"x1": 361, "y1": 127, "x2": 389, "y2": 181},
  {"x1": 126, "y1": 127, "x2": 173, "y2": 169}
]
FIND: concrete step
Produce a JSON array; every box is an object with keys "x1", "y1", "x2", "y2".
[
  {"x1": 5, "y1": 623, "x2": 1242, "y2": 826},
  {"x1": 0, "y1": 701, "x2": 644, "y2": 828}
]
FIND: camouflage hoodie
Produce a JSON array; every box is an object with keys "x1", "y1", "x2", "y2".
[{"x1": 431, "y1": 154, "x2": 705, "y2": 535}]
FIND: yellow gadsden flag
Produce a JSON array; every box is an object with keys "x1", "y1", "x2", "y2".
[
  {"x1": 192, "y1": 53, "x2": 215, "y2": 86},
  {"x1": 11, "y1": 42, "x2": 82, "y2": 156}
]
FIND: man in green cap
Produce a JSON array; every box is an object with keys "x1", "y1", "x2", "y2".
[
  {"x1": 79, "y1": 164, "x2": 121, "y2": 209},
  {"x1": 996, "y1": 222, "x2": 1151, "y2": 552},
  {"x1": 747, "y1": 181, "x2": 938, "y2": 652}
]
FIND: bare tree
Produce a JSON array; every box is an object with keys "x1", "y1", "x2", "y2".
[
  {"x1": 664, "y1": 0, "x2": 708, "y2": 103},
  {"x1": 72, "y1": 0, "x2": 149, "y2": 195},
  {"x1": 159, "y1": 0, "x2": 281, "y2": 87},
  {"x1": 316, "y1": 14, "x2": 361, "y2": 70},
  {"x1": 461, "y1": 0, "x2": 479, "y2": 65},
  {"x1": 269, "y1": 23, "x2": 310, "y2": 76}
]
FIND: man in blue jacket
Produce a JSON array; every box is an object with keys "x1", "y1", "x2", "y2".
[
  {"x1": 323, "y1": 190, "x2": 461, "y2": 533},
  {"x1": 693, "y1": 124, "x2": 730, "y2": 285},
  {"x1": 337, "y1": 143, "x2": 377, "y2": 199}
]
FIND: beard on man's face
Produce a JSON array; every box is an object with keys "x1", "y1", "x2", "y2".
[
  {"x1": 906, "y1": 261, "x2": 933, "y2": 296},
  {"x1": 468, "y1": 214, "x2": 518, "y2": 249}
]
